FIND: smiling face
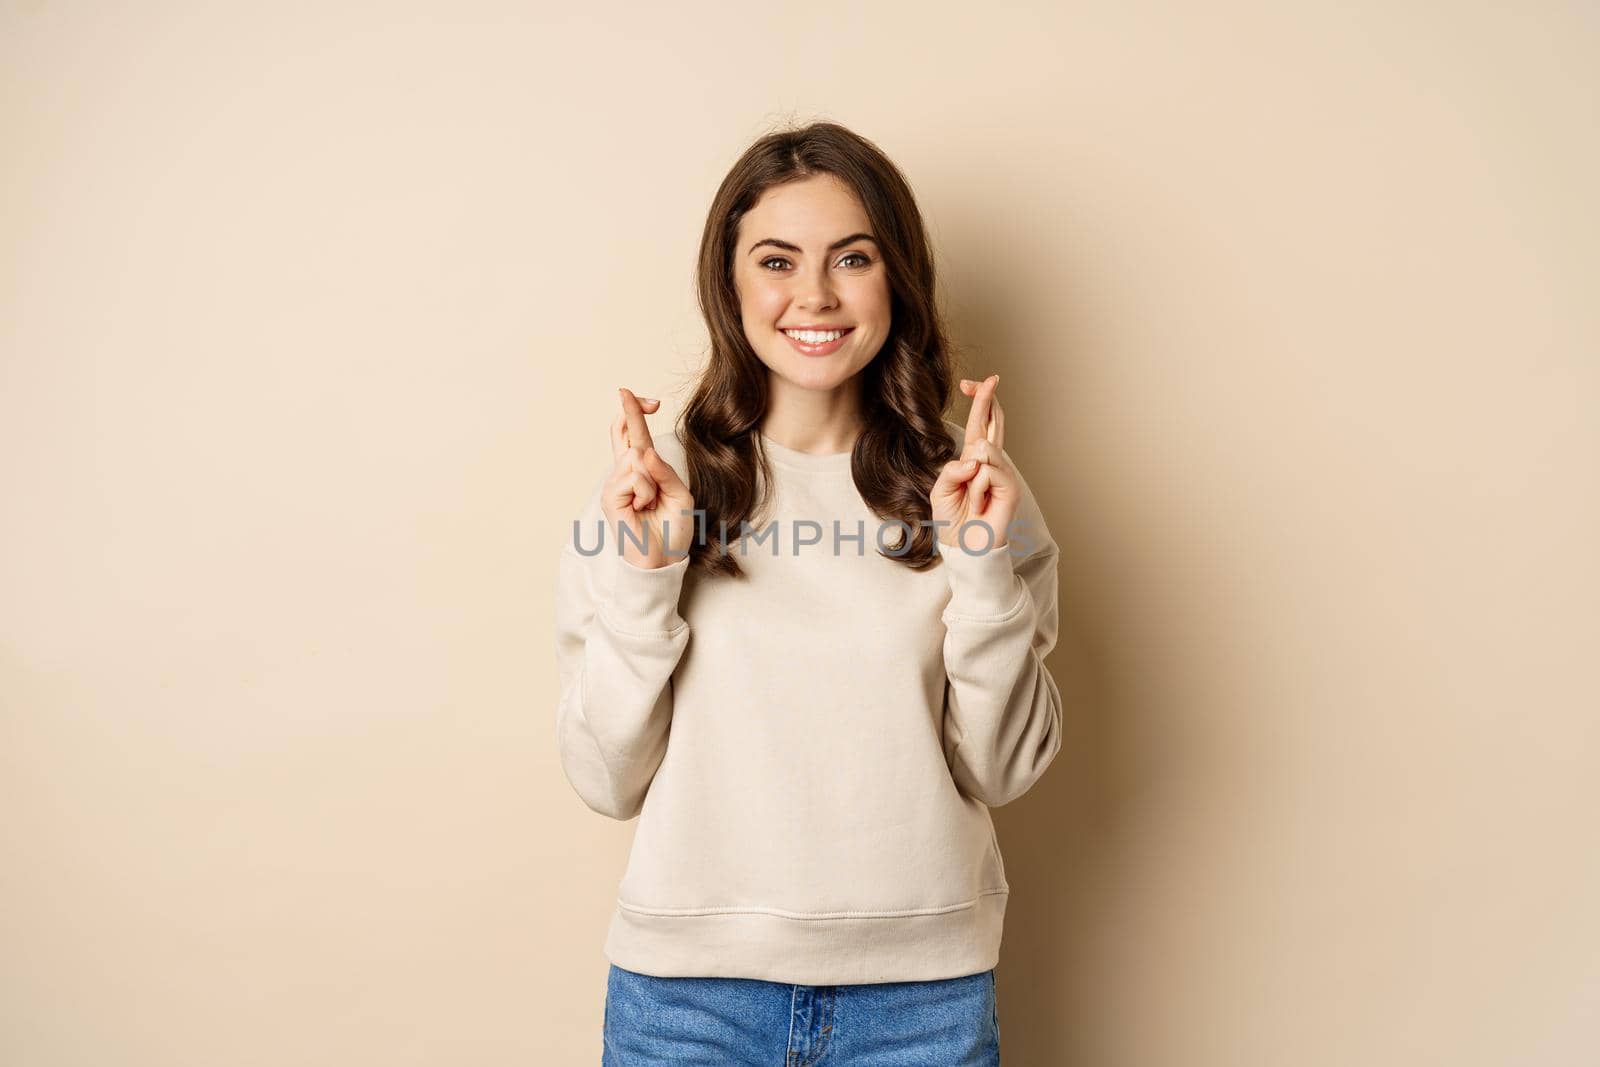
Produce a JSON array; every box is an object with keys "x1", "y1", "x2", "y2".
[{"x1": 732, "y1": 174, "x2": 891, "y2": 397}]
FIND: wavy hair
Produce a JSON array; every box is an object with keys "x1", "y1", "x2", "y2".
[{"x1": 676, "y1": 121, "x2": 962, "y2": 578}]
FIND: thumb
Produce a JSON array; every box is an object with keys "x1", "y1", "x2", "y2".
[
  {"x1": 931, "y1": 458, "x2": 980, "y2": 503},
  {"x1": 642, "y1": 446, "x2": 689, "y2": 498}
]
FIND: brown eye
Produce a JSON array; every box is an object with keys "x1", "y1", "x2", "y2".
[{"x1": 839, "y1": 252, "x2": 871, "y2": 268}]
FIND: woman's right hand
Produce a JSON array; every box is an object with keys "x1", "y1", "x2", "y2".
[{"x1": 602, "y1": 387, "x2": 697, "y2": 570}]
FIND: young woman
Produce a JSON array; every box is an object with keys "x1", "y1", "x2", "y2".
[{"x1": 555, "y1": 121, "x2": 1063, "y2": 1065}]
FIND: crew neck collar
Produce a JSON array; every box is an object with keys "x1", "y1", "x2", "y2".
[{"x1": 757, "y1": 432, "x2": 855, "y2": 473}]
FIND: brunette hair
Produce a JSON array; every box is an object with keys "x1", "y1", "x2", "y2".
[{"x1": 676, "y1": 120, "x2": 962, "y2": 578}]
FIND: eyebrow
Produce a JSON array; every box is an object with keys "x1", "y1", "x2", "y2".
[{"x1": 746, "y1": 232, "x2": 878, "y2": 256}]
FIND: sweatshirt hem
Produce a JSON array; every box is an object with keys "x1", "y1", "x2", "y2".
[{"x1": 602, "y1": 888, "x2": 1009, "y2": 985}]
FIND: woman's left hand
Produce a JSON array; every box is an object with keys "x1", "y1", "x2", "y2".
[{"x1": 930, "y1": 374, "x2": 1019, "y2": 552}]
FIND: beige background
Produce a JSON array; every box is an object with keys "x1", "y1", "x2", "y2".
[{"x1": 3, "y1": 2, "x2": 1596, "y2": 1064}]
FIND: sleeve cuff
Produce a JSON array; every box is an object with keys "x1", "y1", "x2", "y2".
[
  {"x1": 939, "y1": 543, "x2": 1026, "y2": 619},
  {"x1": 603, "y1": 551, "x2": 691, "y2": 635}
]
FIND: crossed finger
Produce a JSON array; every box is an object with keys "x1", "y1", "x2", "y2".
[
  {"x1": 961, "y1": 375, "x2": 1005, "y2": 452},
  {"x1": 613, "y1": 388, "x2": 659, "y2": 459}
]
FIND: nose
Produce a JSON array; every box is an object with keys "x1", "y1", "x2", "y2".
[{"x1": 795, "y1": 262, "x2": 839, "y2": 312}]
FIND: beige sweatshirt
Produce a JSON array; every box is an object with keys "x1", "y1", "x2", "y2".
[{"x1": 553, "y1": 419, "x2": 1063, "y2": 985}]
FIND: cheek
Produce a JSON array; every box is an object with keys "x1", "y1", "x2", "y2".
[
  {"x1": 737, "y1": 280, "x2": 787, "y2": 323},
  {"x1": 847, "y1": 278, "x2": 891, "y2": 321}
]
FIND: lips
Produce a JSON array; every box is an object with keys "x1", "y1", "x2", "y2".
[{"x1": 781, "y1": 327, "x2": 854, "y2": 357}]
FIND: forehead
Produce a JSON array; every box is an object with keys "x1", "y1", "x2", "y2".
[{"x1": 738, "y1": 174, "x2": 870, "y2": 243}]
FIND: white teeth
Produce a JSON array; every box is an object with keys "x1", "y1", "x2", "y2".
[{"x1": 784, "y1": 329, "x2": 846, "y2": 343}]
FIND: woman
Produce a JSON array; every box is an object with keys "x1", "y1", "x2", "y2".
[{"x1": 554, "y1": 121, "x2": 1063, "y2": 1065}]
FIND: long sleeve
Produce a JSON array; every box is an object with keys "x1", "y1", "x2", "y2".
[
  {"x1": 937, "y1": 467, "x2": 1064, "y2": 808},
  {"x1": 553, "y1": 480, "x2": 692, "y2": 820}
]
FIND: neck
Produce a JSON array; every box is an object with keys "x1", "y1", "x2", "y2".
[{"x1": 759, "y1": 372, "x2": 865, "y2": 454}]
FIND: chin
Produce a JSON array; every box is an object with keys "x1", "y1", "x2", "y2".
[{"x1": 782, "y1": 361, "x2": 853, "y2": 392}]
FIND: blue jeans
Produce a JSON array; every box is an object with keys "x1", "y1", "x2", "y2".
[{"x1": 602, "y1": 963, "x2": 1001, "y2": 1065}]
